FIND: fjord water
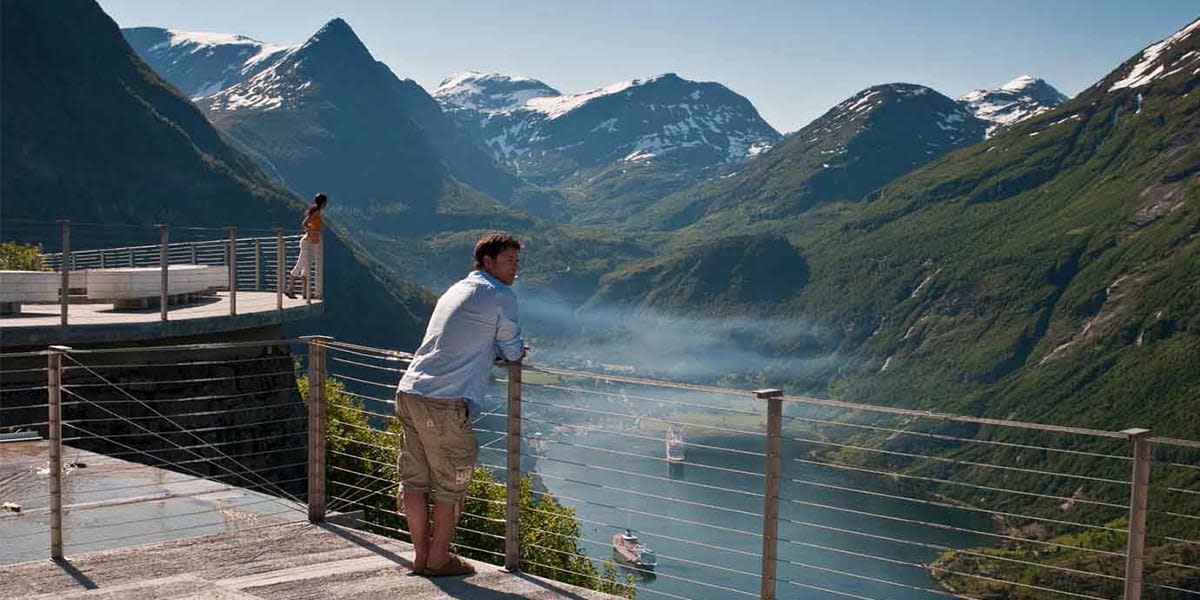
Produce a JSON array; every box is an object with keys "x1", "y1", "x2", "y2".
[{"x1": 473, "y1": 382, "x2": 994, "y2": 600}]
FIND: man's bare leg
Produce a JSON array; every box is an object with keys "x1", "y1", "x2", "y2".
[
  {"x1": 426, "y1": 499, "x2": 461, "y2": 569},
  {"x1": 403, "y1": 492, "x2": 430, "y2": 572}
]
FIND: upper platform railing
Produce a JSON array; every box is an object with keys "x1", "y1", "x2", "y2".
[
  {"x1": 1, "y1": 337, "x2": 1196, "y2": 600},
  {"x1": 23, "y1": 219, "x2": 322, "y2": 325}
]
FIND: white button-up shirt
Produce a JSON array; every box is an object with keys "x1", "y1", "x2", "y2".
[{"x1": 398, "y1": 270, "x2": 524, "y2": 414}]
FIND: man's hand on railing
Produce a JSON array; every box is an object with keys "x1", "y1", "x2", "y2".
[{"x1": 495, "y1": 345, "x2": 529, "y2": 365}]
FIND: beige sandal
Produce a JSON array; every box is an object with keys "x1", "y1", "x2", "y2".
[{"x1": 423, "y1": 555, "x2": 475, "y2": 577}]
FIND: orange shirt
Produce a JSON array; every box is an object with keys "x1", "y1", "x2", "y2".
[{"x1": 303, "y1": 209, "x2": 323, "y2": 243}]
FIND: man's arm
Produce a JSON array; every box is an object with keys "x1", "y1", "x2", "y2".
[{"x1": 495, "y1": 291, "x2": 525, "y2": 362}]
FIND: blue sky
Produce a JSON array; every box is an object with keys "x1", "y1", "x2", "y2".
[{"x1": 98, "y1": 0, "x2": 1197, "y2": 132}]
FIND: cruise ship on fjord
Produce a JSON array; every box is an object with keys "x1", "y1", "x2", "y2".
[
  {"x1": 666, "y1": 424, "x2": 686, "y2": 462},
  {"x1": 612, "y1": 530, "x2": 657, "y2": 571}
]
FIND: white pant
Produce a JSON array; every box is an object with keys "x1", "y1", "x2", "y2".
[{"x1": 290, "y1": 239, "x2": 318, "y2": 277}]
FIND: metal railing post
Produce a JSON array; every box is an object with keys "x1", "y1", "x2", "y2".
[
  {"x1": 127, "y1": 246, "x2": 134, "y2": 267},
  {"x1": 100, "y1": 250, "x2": 106, "y2": 269},
  {"x1": 47, "y1": 345, "x2": 71, "y2": 560},
  {"x1": 190, "y1": 242, "x2": 198, "y2": 264},
  {"x1": 304, "y1": 238, "x2": 312, "y2": 304},
  {"x1": 227, "y1": 227, "x2": 237, "y2": 315},
  {"x1": 757, "y1": 388, "x2": 784, "y2": 600},
  {"x1": 1122, "y1": 428, "x2": 1152, "y2": 600},
  {"x1": 505, "y1": 361, "x2": 523, "y2": 572},
  {"x1": 305, "y1": 336, "x2": 331, "y2": 523},
  {"x1": 316, "y1": 238, "x2": 324, "y2": 300},
  {"x1": 254, "y1": 239, "x2": 262, "y2": 292},
  {"x1": 58, "y1": 219, "x2": 69, "y2": 327},
  {"x1": 275, "y1": 230, "x2": 285, "y2": 311},
  {"x1": 158, "y1": 225, "x2": 169, "y2": 321}
]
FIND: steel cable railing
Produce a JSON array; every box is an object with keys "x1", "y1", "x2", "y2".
[
  {"x1": 56, "y1": 386, "x2": 304, "y2": 505},
  {"x1": 521, "y1": 395, "x2": 767, "y2": 438},
  {"x1": 0, "y1": 340, "x2": 312, "y2": 563},
  {"x1": 777, "y1": 516, "x2": 1123, "y2": 580},
  {"x1": 527, "y1": 370, "x2": 1161, "y2": 600},
  {"x1": 59, "y1": 354, "x2": 289, "y2": 371},
  {"x1": 521, "y1": 414, "x2": 767, "y2": 457},
  {"x1": 1139, "y1": 439, "x2": 1200, "y2": 598},
  {"x1": 6, "y1": 336, "x2": 1197, "y2": 598},
  {"x1": 492, "y1": 429, "x2": 769, "y2": 479},
  {"x1": 792, "y1": 453, "x2": 1128, "y2": 509},
  {"x1": 300, "y1": 343, "x2": 1152, "y2": 600}
]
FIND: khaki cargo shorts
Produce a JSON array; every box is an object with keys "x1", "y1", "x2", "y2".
[{"x1": 395, "y1": 391, "x2": 479, "y2": 504}]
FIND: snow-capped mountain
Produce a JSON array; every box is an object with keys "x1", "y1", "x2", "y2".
[
  {"x1": 124, "y1": 19, "x2": 520, "y2": 204},
  {"x1": 823, "y1": 83, "x2": 986, "y2": 149},
  {"x1": 957, "y1": 75, "x2": 1067, "y2": 136},
  {"x1": 184, "y1": 18, "x2": 523, "y2": 217},
  {"x1": 203, "y1": 18, "x2": 372, "y2": 113},
  {"x1": 433, "y1": 71, "x2": 781, "y2": 186},
  {"x1": 630, "y1": 83, "x2": 988, "y2": 229},
  {"x1": 121, "y1": 27, "x2": 297, "y2": 99}
]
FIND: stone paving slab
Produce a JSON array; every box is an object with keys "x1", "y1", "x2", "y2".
[{"x1": 1, "y1": 521, "x2": 620, "y2": 600}]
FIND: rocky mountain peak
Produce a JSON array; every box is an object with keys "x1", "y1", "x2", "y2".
[
  {"x1": 290, "y1": 17, "x2": 375, "y2": 73},
  {"x1": 822, "y1": 83, "x2": 980, "y2": 144},
  {"x1": 203, "y1": 18, "x2": 382, "y2": 112},
  {"x1": 301, "y1": 18, "x2": 364, "y2": 54},
  {"x1": 1000, "y1": 75, "x2": 1067, "y2": 102},
  {"x1": 958, "y1": 75, "x2": 1067, "y2": 136},
  {"x1": 433, "y1": 71, "x2": 560, "y2": 114}
]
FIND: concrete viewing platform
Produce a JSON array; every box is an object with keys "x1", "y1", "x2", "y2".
[
  {"x1": 0, "y1": 521, "x2": 620, "y2": 600},
  {"x1": 0, "y1": 291, "x2": 321, "y2": 348},
  {"x1": 0, "y1": 441, "x2": 617, "y2": 599}
]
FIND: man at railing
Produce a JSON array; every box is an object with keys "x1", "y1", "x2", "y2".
[
  {"x1": 284, "y1": 193, "x2": 326, "y2": 299},
  {"x1": 394, "y1": 232, "x2": 527, "y2": 577}
]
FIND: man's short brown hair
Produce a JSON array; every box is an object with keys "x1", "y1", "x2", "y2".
[{"x1": 473, "y1": 232, "x2": 523, "y2": 270}]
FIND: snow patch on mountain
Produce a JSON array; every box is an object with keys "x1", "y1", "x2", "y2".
[
  {"x1": 206, "y1": 57, "x2": 302, "y2": 111},
  {"x1": 1110, "y1": 19, "x2": 1200, "y2": 91},
  {"x1": 434, "y1": 71, "x2": 559, "y2": 113},
  {"x1": 936, "y1": 111, "x2": 965, "y2": 131},
  {"x1": 158, "y1": 30, "x2": 296, "y2": 71},
  {"x1": 526, "y1": 78, "x2": 642, "y2": 119},
  {"x1": 1000, "y1": 74, "x2": 1040, "y2": 93},
  {"x1": 726, "y1": 132, "x2": 773, "y2": 161},
  {"x1": 592, "y1": 118, "x2": 619, "y2": 133},
  {"x1": 958, "y1": 75, "x2": 1068, "y2": 136},
  {"x1": 127, "y1": 28, "x2": 298, "y2": 100},
  {"x1": 746, "y1": 141, "x2": 772, "y2": 157}
]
